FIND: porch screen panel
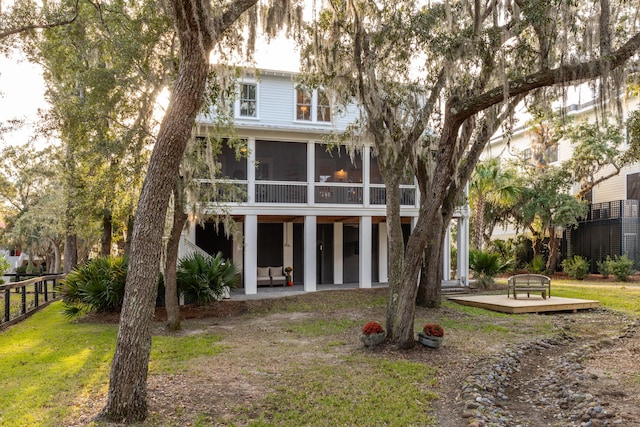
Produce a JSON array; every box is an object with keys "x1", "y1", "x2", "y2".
[
  {"x1": 218, "y1": 141, "x2": 247, "y2": 180},
  {"x1": 315, "y1": 144, "x2": 363, "y2": 183},
  {"x1": 256, "y1": 140, "x2": 307, "y2": 181}
]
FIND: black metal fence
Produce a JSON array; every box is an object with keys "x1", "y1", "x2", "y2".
[
  {"x1": 564, "y1": 200, "x2": 640, "y2": 272},
  {"x1": 0, "y1": 274, "x2": 65, "y2": 330}
]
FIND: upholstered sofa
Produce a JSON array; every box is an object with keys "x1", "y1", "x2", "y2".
[{"x1": 257, "y1": 266, "x2": 286, "y2": 286}]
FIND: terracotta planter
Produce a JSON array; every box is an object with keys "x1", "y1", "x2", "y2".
[
  {"x1": 418, "y1": 332, "x2": 444, "y2": 349},
  {"x1": 359, "y1": 331, "x2": 386, "y2": 347}
]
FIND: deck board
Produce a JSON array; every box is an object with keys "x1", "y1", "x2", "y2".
[{"x1": 447, "y1": 294, "x2": 600, "y2": 314}]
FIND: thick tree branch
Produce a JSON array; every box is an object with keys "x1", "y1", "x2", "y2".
[
  {"x1": 0, "y1": 0, "x2": 80, "y2": 39},
  {"x1": 454, "y1": 31, "x2": 640, "y2": 122}
]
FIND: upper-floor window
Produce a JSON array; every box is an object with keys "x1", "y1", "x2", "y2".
[
  {"x1": 296, "y1": 89, "x2": 312, "y2": 120},
  {"x1": 316, "y1": 90, "x2": 331, "y2": 122},
  {"x1": 296, "y1": 87, "x2": 331, "y2": 123},
  {"x1": 239, "y1": 83, "x2": 257, "y2": 117}
]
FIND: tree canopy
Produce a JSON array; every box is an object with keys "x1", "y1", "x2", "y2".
[{"x1": 301, "y1": 0, "x2": 640, "y2": 348}]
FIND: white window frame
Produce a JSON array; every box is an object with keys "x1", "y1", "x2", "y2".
[
  {"x1": 235, "y1": 80, "x2": 259, "y2": 119},
  {"x1": 294, "y1": 86, "x2": 331, "y2": 123}
]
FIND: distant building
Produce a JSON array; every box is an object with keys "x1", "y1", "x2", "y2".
[{"x1": 484, "y1": 93, "x2": 640, "y2": 271}]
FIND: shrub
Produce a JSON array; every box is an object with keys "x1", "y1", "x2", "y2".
[
  {"x1": 597, "y1": 256, "x2": 613, "y2": 278},
  {"x1": 561, "y1": 255, "x2": 589, "y2": 280},
  {"x1": 177, "y1": 252, "x2": 239, "y2": 305},
  {"x1": 0, "y1": 254, "x2": 9, "y2": 285},
  {"x1": 469, "y1": 249, "x2": 511, "y2": 289},
  {"x1": 525, "y1": 254, "x2": 546, "y2": 274},
  {"x1": 611, "y1": 255, "x2": 635, "y2": 282},
  {"x1": 59, "y1": 256, "x2": 128, "y2": 316}
]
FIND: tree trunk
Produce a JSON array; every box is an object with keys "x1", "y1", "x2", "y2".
[
  {"x1": 53, "y1": 242, "x2": 61, "y2": 273},
  {"x1": 472, "y1": 196, "x2": 485, "y2": 250},
  {"x1": 63, "y1": 232, "x2": 77, "y2": 273},
  {"x1": 417, "y1": 219, "x2": 445, "y2": 309},
  {"x1": 546, "y1": 232, "x2": 560, "y2": 273},
  {"x1": 124, "y1": 214, "x2": 134, "y2": 259},
  {"x1": 384, "y1": 173, "x2": 406, "y2": 344},
  {"x1": 101, "y1": 209, "x2": 113, "y2": 257},
  {"x1": 97, "y1": 3, "x2": 211, "y2": 420},
  {"x1": 164, "y1": 177, "x2": 188, "y2": 331},
  {"x1": 390, "y1": 208, "x2": 437, "y2": 349}
]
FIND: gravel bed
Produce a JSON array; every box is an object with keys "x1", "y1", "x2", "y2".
[{"x1": 457, "y1": 319, "x2": 639, "y2": 427}]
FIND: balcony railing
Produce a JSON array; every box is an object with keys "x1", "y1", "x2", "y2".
[
  {"x1": 206, "y1": 180, "x2": 417, "y2": 207},
  {"x1": 315, "y1": 184, "x2": 363, "y2": 204},
  {"x1": 256, "y1": 182, "x2": 308, "y2": 203},
  {"x1": 586, "y1": 200, "x2": 640, "y2": 221},
  {"x1": 370, "y1": 185, "x2": 416, "y2": 206}
]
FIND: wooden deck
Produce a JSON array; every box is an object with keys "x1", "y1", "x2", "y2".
[{"x1": 447, "y1": 294, "x2": 600, "y2": 314}]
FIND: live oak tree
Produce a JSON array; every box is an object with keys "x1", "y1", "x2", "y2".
[
  {"x1": 98, "y1": 0, "x2": 301, "y2": 421},
  {"x1": 303, "y1": 0, "x2": 640, "y2": 348},
  {"x1": 19, "y1": 0, "x2": 172, "y2": 270},
  {"x1": 0, "y1": 0, "x2": 79, "y2": 44}
]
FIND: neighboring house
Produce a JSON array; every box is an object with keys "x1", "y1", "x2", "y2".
[
  {"x1": 178, "y1": 69, "x2": 470, "y2": 295},
  {"x1": 484, "y1": 93, "x2": 640, "y2": 270}
]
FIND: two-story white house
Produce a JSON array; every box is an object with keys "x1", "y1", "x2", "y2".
[
  {"x1": 484, "y1": 92, "x2": 640, "y2": 270},
  {"x1": 178, "y1": 69, "x2": 470, "y2": 295}
]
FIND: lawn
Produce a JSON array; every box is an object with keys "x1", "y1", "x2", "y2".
[{"x1": 0, "y1": 281, "x2": 637, "y2": 426}]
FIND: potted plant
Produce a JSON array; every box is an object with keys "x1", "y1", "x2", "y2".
[
  {"x1": 284, "y1": 266, "x2": 293, "y2": 286},
  {"x1": 417, "y1": 323, "x2": 444, "y2": 349},
  {"x1": 359, "y1": 321, "x2": 386, "y2": 347}
]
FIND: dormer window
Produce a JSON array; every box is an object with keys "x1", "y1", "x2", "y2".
[{"x1": 295, "y1": 87, "x2": 331, "y2": 123}]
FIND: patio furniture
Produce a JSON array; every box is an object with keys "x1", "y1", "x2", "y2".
[{"x1": 507, "y1": 274, "x2": 551, "y2": 299}]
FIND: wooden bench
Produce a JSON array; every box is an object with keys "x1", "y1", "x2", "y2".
[{"x1": 507, "y1": 274, "x2": 551, "y2": 299}]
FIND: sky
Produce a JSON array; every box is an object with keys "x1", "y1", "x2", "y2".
[
  {"x1": 0, "y1": 50, "x2": 48, "y2": 148},
  {"x1": 0, "y1": 34, "x2": 301, "y2": 150}
]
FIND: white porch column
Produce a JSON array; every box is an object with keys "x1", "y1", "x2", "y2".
[
  {"x1": 304, "y1": 215, "x2": 317, "y2": 292},
  {"x1": 378, "y1": 222, "x2": 388, "y2": 283},
  {"x1": 247, "y1": 137, "x2": 256, "y2": 204},
  {"x1": 283, "y1": 222, "x2": 294, "y2": 272},
  {"x1": 244, "y1": 215, "x2": 258, "y2": 295},
  {"x1": 442, "y1": 225, "x2": 451, "y2": 281},
  {"x1": 457, "y1": 216, "x2": 470, "y2": 287},
  {"x1": 363, "y1": 145, "x2": 370, "y2": 206},
  {"x1": 307, "y1": 141, "x2": 315, "y2": 205},
  {"x1": 359, "y1": 216, "x2": 372, "y2": 288},
  {"x1": 333, "y1": 223, "x2": 344, "y2": 285}
]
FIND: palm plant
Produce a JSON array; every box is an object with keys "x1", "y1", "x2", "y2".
[
  {"x1": 176, "y1": 252, "x2": 239, "y2": 305},
  {"x1": 469, "y1": 159, "x2": 522, "y2": 250},
  {"x1": 469, "y1": 249, "x2": 512, "y2": 289},
  {"x1": 59, "y1": 256, "x2": 128, "y2": 316}
]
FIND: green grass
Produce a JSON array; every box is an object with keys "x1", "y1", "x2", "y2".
[
  {"x1": 242, "y1": 355, "x2": 437, "y2": 426},
  {"x1": 0, "y1": 302, "x2": 117, "y2": 426},
  {"x1": 0, "y1": 302, "x2": 226, "y2": 426},
  {"x1": 286, "y1": 318, "x2": 361, "y2": 337},
  {"x1": 2, "y1": 281, "x2": 639, "y2": 426},
  {"x1": 552, "y1": 280, "x2": 640, "y2": 314}
]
